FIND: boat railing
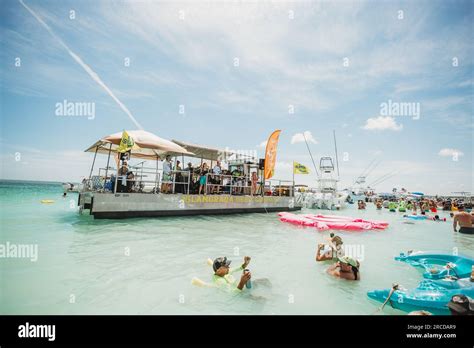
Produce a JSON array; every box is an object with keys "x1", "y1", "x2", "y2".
[
  {"x1": 203, "y1": 173, "x2": 248, "y2": 195},
  {"x1": 264, "y1": 178, "x2": 295, "y2": 197},
  {"x1": 83, "y1": 165, "x2": 163, "y2": 194},
  {"x1": 82, "y1": 166, "x2": 295, "y2": 197}
]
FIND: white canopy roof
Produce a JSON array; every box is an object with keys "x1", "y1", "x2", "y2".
[
  {"x1": 171, "y1": 140, "x2": 237, "y2": 161},
  {"x1": 85, "y1": 130, "x2": 194, "y2": 160}
]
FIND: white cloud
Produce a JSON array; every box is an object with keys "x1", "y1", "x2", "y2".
[
  {"x1": 369, "y1": 150, "x2": 383, "y2": 156},
  {"x1": 257, "y1": 140, "x2": 267, "y2": 148},
  {"x1": 438, "y1": 148, "x2": 464, "y2": 157},
  {"x1": 291, "y1": 131, "x2": 318, "y2": 144},
  {"x1": 362, "y1": 116, "x2": 403, "y2": 131}
]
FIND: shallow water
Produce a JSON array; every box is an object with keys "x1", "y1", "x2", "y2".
[{"x1": 1, "y1": 180, "x2": 473, "y2": 315}]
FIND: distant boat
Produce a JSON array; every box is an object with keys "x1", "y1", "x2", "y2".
[{"x1": 298, "y1": 157, "x2": 348, "y2": 210}]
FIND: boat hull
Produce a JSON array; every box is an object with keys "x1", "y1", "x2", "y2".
[{"x1": 79, "y1": 192, "x2": 301, "y2": 219}]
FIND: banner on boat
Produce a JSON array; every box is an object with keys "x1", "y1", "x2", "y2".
[{"x1": 264, "y1": 130, "x2": 281, "y2": 179}]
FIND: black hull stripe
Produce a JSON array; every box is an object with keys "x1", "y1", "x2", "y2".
[{"x1": 92, "y1": 206, "x2": 301, "y2": 219}]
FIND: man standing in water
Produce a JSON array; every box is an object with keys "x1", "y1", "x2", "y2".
[
  {"x1": 453, "y1": 205, "x2": 474, "y2": 234},
  {"x1": 326, "y1": 256, "x2": 361, "y2": 281}
]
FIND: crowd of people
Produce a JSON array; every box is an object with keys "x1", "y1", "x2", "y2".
[
  {"x1": 204, "y1": 193, "x2": 473, "y2": 317},
  {"x1": 106, "y1": 155, "x2": 262, "y2": 196},
  {"x1": 353, "y1": 195, "x2": 474, "y2": 234},
  {"x1": 160, "y1": 156, "x2": 260, "y2": 195}
]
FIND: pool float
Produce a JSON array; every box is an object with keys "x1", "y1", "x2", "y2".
[
  {"x1": 367, "y1": 278, "x2": 474, "y2": 315},
  {"x1": 395, "y1": 252, "x2": 474, "y2": 280},
  {"x1": 388, "y1": 202, "x2": 397, "y2": 212},
  {"x1": 278, "y1": 212, "x2": 388, "y2": 231},
  {"x1": 403, "y1": 214, "x2": 427, "y2": 220},
  {"x1": 40, "y1": 200, "x2": 55, "y2": 204}
]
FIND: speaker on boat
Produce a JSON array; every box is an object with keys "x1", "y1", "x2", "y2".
[{"x1": 259, "y1": 158, "x2": 265, "y2": 170}]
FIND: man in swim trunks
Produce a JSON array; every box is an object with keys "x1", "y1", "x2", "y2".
[
  {"x1": 453, "y1": 205, "x2": 474, "y2": 234},
  {"x1": 212, "y1": 256, "x2": 251, "y2": 291},
  {"x1": 316, "y1": 233, "x2": 344, "y2": 261},
  {"x1": 326, "y1": 256, "x2": 360, "y2": 281}
]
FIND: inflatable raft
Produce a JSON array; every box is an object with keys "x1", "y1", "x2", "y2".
[
  {"x1": 367, "y1": 278, "x2": 474, "y2": 315},
  {"x1": 403, "y1": 215, "x2": 427, "y2": 220},
  {"x1": 395, "y1": 252, "x2": 474, "y2": 280},
  {"x1": 278, "y1": 212, "x2": 389, "y2": 231}
]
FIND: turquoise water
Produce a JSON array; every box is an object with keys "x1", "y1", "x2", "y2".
[{"x1": 1, "y1": 180, "x2": 473, "y2": 315}]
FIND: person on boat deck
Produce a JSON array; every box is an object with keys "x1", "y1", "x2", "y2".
[
  {"x1": 212, "y1": 256, "x2": 252, "y2": 292},
  {"x1": 453, "y1": 205, "x2": 474, "y2": 234},
  {"x1": 316, "y1": 233, "x2": 344, "y2": 261},
  {"x1": 375, "y1": 200, "x2": 383, "y2": 209},
  {"x1": 118, "y1": 160, "x2": 132, "y2": 192},
  {"x1": 222, "y1": 170, "x2": 232, "y2": 194},
  {"x1": 231, "y1": 167, "x2": 243, "y2": 195},
  {"x1": 326, "y1": 256, "x2": 361, "y2": 281},
  {"x1": 212, "y1": 161, "x2": 222, "y2": 194},
  {"x1": 161, "y1": 155, "x2": 172, "y2": 194},
  {"x1": 251, "y1": 172, "x2": 258, "y2": 196},
  {"x1": 198, "y1": 163, "x2": 209, "y2": 195},
  {"x1": 174, "y1": 160, "x2": 184, "y2": 194},
  {"x1": 182, "y1": 162, "x2": 193, "y2": 193}
]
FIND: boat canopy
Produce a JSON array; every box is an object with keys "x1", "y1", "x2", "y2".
[
  {"x1": 84, "y1": 130, "x2": 194, "y2": 160},
  {"x1": 171, "y1": 140, "x2": 237, "y2": 161}
]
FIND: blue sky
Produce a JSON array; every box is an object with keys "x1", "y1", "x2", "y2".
[{"x1": 0, "y1": 0, "x2": 472, "y2": 195}]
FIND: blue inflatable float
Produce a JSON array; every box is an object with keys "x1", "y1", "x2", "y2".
[
  {"x1": 395, "y1": 252, "x2": 474, "y2": 280},
  {"x1": 403, "y1": 215, "x2": 427, "y2": 220},
  {"x1": 367, "y1": 278, "x2": 474, "y2": 315}
]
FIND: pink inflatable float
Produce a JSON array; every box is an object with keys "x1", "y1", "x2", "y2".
[{"x1": 278, "y1": 212, "x2": 389, "y2": 231}]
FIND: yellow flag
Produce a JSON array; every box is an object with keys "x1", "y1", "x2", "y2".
[
  {"x1": 264, "y1": 130, "x2": 281, "y2": 179},
  {"x1": 117, "y1": 130, "x2": 139, "y2": 153},
  {"x1": 293, "y1": 161, "x2": 310, "y2": 174}
]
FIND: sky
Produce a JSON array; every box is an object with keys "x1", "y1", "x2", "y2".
[{"x1": 0, "y1": 0, "x2": 472, "y2": 195}]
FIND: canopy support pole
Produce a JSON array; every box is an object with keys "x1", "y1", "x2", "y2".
[
  {"x1": 114, "y1": 152, "x2": 119, "y2": 194},
  {"x1": 103, "y1": 143, "x2": 113, "y2": 191},
  {"x1": 88, "y1": 146, "x2": 99, "y2": 187},
  {"x1": 155, "y1": 155, "x2": 159, "y2": 194}
]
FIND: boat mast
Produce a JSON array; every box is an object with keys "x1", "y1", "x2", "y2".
[
  {"x1": 333, "y1": 130, "x2": 340, "y2": 178},
  {"x1": 303, "y1": 132, "x2": 320, "y2": 178}
]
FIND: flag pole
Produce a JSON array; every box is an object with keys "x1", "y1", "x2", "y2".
[{"x1": 292, "y1": 161, "x2": 295, "y2": 188}]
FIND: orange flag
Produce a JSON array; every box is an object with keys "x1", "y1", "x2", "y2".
[{"x1": 264, "y1": 130, "x2": 281, "y2": 179}]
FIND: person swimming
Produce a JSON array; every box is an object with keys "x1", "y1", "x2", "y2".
[
  {"x1": 315, "y1": 233, "x2": 344, "y2": 261},
  {"x1": 210, "y1": 256, "x2": 272, "y2": 293},
  {"x1": 212, "y1": 256, "x2": 251, "y2": 292},
  {"x1": 326, "y1": 256, "x2": 360, "y2": 281}
]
